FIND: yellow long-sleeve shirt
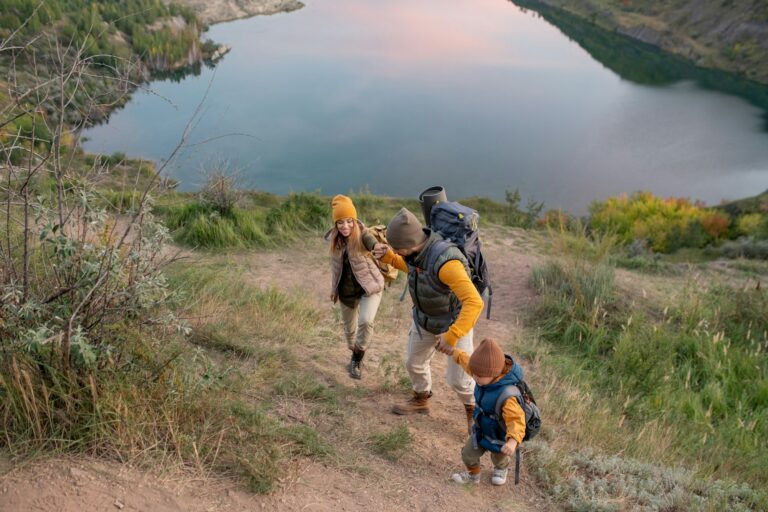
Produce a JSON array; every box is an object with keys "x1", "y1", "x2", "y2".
[
  {"x1": 381, "y1": 249, "x2": 483, "y2": 346},
  {"x1": 452, "y1": 349, "x2": 526, "y2": 444}
]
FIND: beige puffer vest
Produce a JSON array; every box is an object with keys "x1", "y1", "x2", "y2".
[{"x1": 325, "y1": 222, "x2": 385, "y2": 300}]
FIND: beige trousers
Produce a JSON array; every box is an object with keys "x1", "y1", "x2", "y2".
[
  {"x1": 340, "y1": 292, "x2": 383, "y2": 351},
  {"x1": 405, "y1": 321, "x2": 475, "y2": 405}
]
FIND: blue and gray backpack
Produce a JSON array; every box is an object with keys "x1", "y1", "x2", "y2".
[
  {"x1": 427, "y1": 201, "x2": 493, "y2": 318},
  {"x1": 474, "y1": 379, "x2": 542, "y2": 485}
]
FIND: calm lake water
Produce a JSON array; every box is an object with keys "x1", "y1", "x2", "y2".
[{"x1": 83, "y1": 0, "x2": 768, "y2": 213}]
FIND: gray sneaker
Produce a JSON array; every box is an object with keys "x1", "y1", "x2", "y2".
[
  {"x1": 491, "y1": 468, "x2": 508, "y2": 486},
  {"x1": 451, "y1": 471, "x2": 480, "y2": 484}
]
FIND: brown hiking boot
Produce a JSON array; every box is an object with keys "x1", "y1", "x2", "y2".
[
  {"x1": 464, "y1": 404, "x2": 475, "y2": 436},
  {"x1": 392, "y1": 391, "x2": 432, "y2": 415},
  {"x1": 348, "y1": 349, "x2": 364, "y2": 380}
]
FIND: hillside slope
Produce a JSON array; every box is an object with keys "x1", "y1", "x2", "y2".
[
  {"x1": 2, "y1": 221, "x2": 765, "y2": 510},
  {"x1": 0, "y1": 227, "x2": 547, "y2": 512},
  {"x1": 516, "y1": 0, "x2": 768, "y2": 84}
]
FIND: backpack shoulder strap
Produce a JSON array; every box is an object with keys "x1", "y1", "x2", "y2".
[
  {"x1": 424, "y1": 239, "x2": 454, "y2": 293},
  {"x1": 494, "y1": 385, "x2": 523, "y2": 421}
]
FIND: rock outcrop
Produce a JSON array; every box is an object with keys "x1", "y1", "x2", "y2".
[{"x1": 167, "y1": 0, "x2": 304, "y2": 25}]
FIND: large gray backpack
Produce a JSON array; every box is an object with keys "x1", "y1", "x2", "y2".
[{"x1": 428, "y1": 201, "x2": 493, "y2": 318}]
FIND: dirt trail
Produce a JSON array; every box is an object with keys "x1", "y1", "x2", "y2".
[{"x1": 0, "y1": 227, "x2": 550, "y2": 512}]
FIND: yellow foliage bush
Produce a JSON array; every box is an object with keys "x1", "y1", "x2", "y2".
[
  {"x1": 589, "y1": 191, "x2": 731, "y2": 252},
  {"x1": 738, "y1": 213, "x2": 766, "y2": 237}
]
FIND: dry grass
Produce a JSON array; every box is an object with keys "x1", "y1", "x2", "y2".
[{"x1": 521, "y1": 227, "x2": 768, "y2": 509}]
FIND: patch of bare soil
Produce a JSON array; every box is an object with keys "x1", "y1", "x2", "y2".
[{"x1": 0, "y1": 227, "x2": 552, "y2": 511}]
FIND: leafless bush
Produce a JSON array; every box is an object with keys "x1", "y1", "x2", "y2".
[
  {"x1": 199, "y1": 161, "x2": 240, "y2": 215},
  {"x1": 0, "y1": 29, "x2": 182, "y2": 374}
]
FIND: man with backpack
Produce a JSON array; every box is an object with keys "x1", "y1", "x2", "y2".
[{"x1": 372, "y1": 207, "x2": 484, "y2": 433}]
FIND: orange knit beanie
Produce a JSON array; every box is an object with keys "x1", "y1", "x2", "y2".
[
  {"x1": 468, "y1": 339, "x2": 505, "y2": 378},
  {"x1": 332, "y1": 194, "x2": 357, "y2": 222}
]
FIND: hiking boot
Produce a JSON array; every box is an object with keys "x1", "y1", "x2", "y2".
[
  {"x1": 391, "y1": 391, "x2": 432, "y2": 415},
  {"x1": 348, "y1": 349, "x2": 364, "y2": 380},
  {"x1": 451, "y1": 470, "x2": 480, "y2": 484},
  {"x1": 491, "y1": 467, "x2": 508, "y2": 486},
  {"x1": 464, "y1": 404, "x2": 475, "y2": 436}
]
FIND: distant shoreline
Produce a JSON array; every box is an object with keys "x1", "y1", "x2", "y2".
[{"x1": 169, "y1": 0, "x2": 305, "y2": 25}]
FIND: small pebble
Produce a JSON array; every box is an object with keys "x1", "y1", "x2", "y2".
[{"x1": 114, "y1": 498, "x2": 125, "y2": 510}]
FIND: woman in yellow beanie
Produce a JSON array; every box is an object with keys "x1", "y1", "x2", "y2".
[{"x1": 324, "y1": 195, "x2": 385, "y2": 379}]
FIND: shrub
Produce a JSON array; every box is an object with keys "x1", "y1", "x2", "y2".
[
  {"x1": 459, "y1": 189, "x2": 544, "y2": 228},
  {"x1": 589, "y1": 191, "x2": 731, "y2": 252},
  {"x1": 708, "y1": 237, "x2": 768, "y2": 260},
  {"x1": 737, "y1": 213, "x2": 768, "y2": 238},
  {"x1": 159, "y1": 202, "x2": 267, "y2": 249},
  {"x1": 265, "y1": 193, "x2": 329, "y2": 237},
  {"x1": 700, "y1": 211, "x2": 731, "y2": 238},
  {"x1": 505, "y1": 188, "x2": 545, "y2": 228},
  {"x1": 528, "y1": 443, "x2": 766, "y2": 511},
  {"x1": 538, "y1": 209, "x2": 576, "y2": 230},
  {"x1": 160, "y1": 192, "x2": 330, "y2": 249},
  {"x1": 200, "y1": 170, "x2": 239, "y2": 216}
]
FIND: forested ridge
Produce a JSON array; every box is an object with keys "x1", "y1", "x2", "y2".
[{"x1": 0, "y1": 0, "x2": 209, "y2": 70}]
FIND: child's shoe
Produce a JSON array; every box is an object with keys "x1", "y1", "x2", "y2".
[
  {"x1": 491, "y1": 468, "x2": 508, "y2": 486},
  {"x1": 451, "y1": 470, "x2": 480, "y2": 484}
]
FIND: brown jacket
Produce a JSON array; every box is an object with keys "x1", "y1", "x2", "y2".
[{"x1": 325, "y1": 222, "x2": 384, "y2": 301}]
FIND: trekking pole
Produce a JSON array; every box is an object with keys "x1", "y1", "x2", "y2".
[{"x1": 514, "y1": 446, "x2": 521, "y2": 485}]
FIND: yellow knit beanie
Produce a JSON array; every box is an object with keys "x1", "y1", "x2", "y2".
[{"x1": 332, "y1": 194, "x2": 357, "y2": 222}]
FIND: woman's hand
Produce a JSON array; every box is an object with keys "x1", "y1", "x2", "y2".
[{"x1": 372, "y1": 243, "x2": 389, "y2": 259}]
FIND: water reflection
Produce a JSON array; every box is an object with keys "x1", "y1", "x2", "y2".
[
  {"x1": 511, "y1": 0, "x2": 768, "y2": 130},
  {"x1": 83, "y1": 0, "x2": 768, "y2": 213}
]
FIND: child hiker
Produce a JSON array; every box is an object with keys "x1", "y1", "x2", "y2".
[
  {"x1": 445, "y1": 338, "x2": 526, "y2": 486},
  {"x1": 325, "y1": 195, "x2": 384, "y2": 379}
]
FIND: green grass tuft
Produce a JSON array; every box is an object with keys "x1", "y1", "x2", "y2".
[
  {"x1": 369, "y1": 424, "x2": 412, "y2": 461},
  {"x1": 158, "y1": 192, "x2": 331, "y2": 249}
]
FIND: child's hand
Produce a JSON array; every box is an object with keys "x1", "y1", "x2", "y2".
[
  {"x1": 501, "y1": 439, "x2": 518, "y2": 457},
  {"x1": 372, "y1": 243, "x2": 389, "y2": 259}
]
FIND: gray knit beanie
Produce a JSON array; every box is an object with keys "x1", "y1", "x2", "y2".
[{"x1": 386, "y1": 208, "x2": 428, "y2": 250}]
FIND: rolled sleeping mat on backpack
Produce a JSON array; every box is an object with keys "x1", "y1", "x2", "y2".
[{"x1": 418, "y1": 186, "x2": 448, "y2": 227}]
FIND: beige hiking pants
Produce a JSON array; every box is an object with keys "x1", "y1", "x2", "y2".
[
  {"x1": 405, "y1": 321, "x2": 475, "y2": 405},
  {"x1": 340, "y1": 292, "x2": 383, "y2": 351}
]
